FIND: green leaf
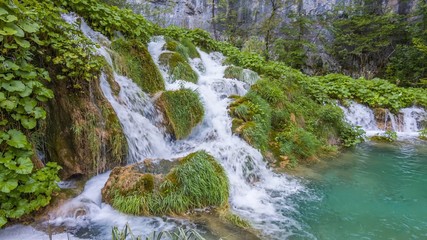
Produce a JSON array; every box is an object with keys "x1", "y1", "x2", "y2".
[
  {"x1": 21, "y1": 116, "x2": 36, "y2": 129},
  {"x1": 18, "y1": 87, "x2": 32, "y2": 97},
  {"x1": 0, "y1": 8, "x2": 8, "y2": 16},
  {"x1": 22, "y1": 98, "x2": 37, "y2": 112},
  {"x1": 3, "y1": 60, "x2": 19, "y2": 70},
  {"x1": 2, "y1": 81, "x2": 25, "y2": 92},
  {"x1": 15, "y1": 157, "x2": 33, "y2": 174},
  {"x1": 33, "y1": 107, "x2": 46, "y2": 119},
  {"x1": 6, "y1": 129, "x2": 30, "y2": 149},
  {"x1": 0, "y1": 99, "x2": 18, "y2": 111},
  {"x1": 1, "y1": 15, "x2": 18, "y2": 23},
  {"x1": 0, "y1": 92, "x2": 5, "y2": 101},
  {"x1": 0, "y1": 119, "x2": 7, "y2": 126},
  {"x1": 0, "y1": 26, "x2": 17, "y2": 35},
  {"x1": 0, "y1": 179, "x2": 18, "y2": 193},
  {"x1": 18, "y1": 21, "x2": 39, "y2": 33},
  {"x1": 0, "y1": 216, "x2": 6, "y2": 228},
  {"x1": 14, "y1": 37, "x2": 30, "y2": 48}
]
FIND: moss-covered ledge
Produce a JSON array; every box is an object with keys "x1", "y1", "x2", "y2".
[
  {"x1": 101, "y1": 151, "x2": 229, "y2": 216},
  {"x1": 111, "y1": 38, "x2": 165, "y2": 94},
  {"x1": 157, "y1": 89, "x2": 204, "y2": 140}
]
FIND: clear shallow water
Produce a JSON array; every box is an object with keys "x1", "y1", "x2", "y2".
[{"x1": 291, "y1": 141, "x2": 427, "y2": 240}]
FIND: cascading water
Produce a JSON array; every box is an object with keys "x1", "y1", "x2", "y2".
[
  {"x1": 0, "y1": 14, "x2": 310, "y2": 239},
  {"x1": 340, "y1": 101, "x2": 426, "y2": 138}
]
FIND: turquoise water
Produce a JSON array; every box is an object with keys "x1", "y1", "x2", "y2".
[{"x1": 291, "y1": 141, "x2": 427, "y2": 240}]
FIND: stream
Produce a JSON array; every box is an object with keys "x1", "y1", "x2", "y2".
[{"x1": 0, "y1": 14, "x2": 426, "y2": 240}]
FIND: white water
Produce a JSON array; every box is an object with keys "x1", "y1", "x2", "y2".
[
  {"x1": 0, "y1": 15, "x2": 310, "y2": 239},
  {"x1": 340, "y1": 101, "x2": 426, "y2": 138}
]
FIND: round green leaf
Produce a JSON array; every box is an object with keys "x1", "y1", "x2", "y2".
[
  {"x1": 21, "y1": 116, "x2": 37, "y2": 129},
  {"x1": 15, "y1": 157, "x2": 33, "y2": 174},
  {"x1": 2, "y1": 80, "x2": 25, "y2": 92},
  {"x1": 0, "y1": 7, "x2": 8, "y2": 16},
  {"x1": 0, "y1": 92, "x2": 5, "y2": 101},
  {"x1": 14, "y1": 37, "x2": 30, "y2": 48},
  {"x1": 0, "y1": 179, "x2": 18, "y2": 193},
  {"x1": 18, "y1": 21, "x2": 39, "y2": 33},
  {"x1": 6, "y1": 129, "x2": 30, "y2": 149},
  {"x1": 0, "y1": 99, "x2": 18, "y2": 111}
]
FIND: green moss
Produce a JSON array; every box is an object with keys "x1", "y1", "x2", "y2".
[
  {"x1": 108, "y1": 151, "x2": 229, "y2": 216},
  {"x1": 111, "y1": 38, "x2": 165, "y2": 94},
  {"x1": 224, "y1": 65, "x2": 244, "y2": 79},
  {"x1": 181, "y1": 38, "x2": 200, "y2": 59},
  {"x1": 159, "y1": 52, "x2": 198, "y2": 83},
  {"x1": 221, "y1": 212, "x2": 251, "y2": 229},
  {"x1": 157, "y1": 89, "x2": 204, "y2": 139},
  {"x1": 101, "y1": 59, "x2": 120, "y2": 96}
]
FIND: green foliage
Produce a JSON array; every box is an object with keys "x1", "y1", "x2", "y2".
[
  {"x1": 158, "y1": 52, "x2": 198, "y2": 84},
  {"x1": 108, "y1": 151, "x2": 229, "y2": 216},
  {"x1": 111, "y1": 38, "x2": 165, "y2": 93},
  {"x1": 112, "y1": 224, "x2": 205, "y2": 240},
  {"x1": 0, "y1": 0, "x2": 65, "y2": 227},
  {"x1": 157, "y1": 89, "x2": 204, "y2": 140},
  {"x1": 370, "y1": 130, "x2": 398, "y2": 142},
  {"x1": 306, "y1": 74, "x2": 427, "y2": 112},
  {"x1": 57, "y1": 0, "x2": 154, "y2": 43}
]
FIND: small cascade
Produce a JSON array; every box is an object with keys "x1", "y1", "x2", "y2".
[{"x1": 340, "y1": 101, "x2": 426, "y2": 138}]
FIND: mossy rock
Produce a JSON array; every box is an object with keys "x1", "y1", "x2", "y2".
[
  {"x1": 159, "y1": 52, "x2": 198, "y2": 83},
  {"x1": 102, "y1": 151, "x2": 229, "y2": 216},
  {"x1": 45, "y1": 77, "x2": 128, "y2": 179},
  {"x1": 164, "y1": 38, "x2": 200, "y2": 59},
  {"x1": 157, "y1": 89, "x2": 204, "y2": 139},
  {"x1": 111, "y1": 38, "x2": 165, "y2": 94},
  {"x1": 224, "y1": 65, "x2": 244, "y2": 79}
]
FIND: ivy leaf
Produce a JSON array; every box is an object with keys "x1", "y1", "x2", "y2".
[
  {"x1": 15, "y1": 157, "x2": 33, "y2": 174},
  {"x1": 14, "y1": 37, "x2": 30, "y2": 48},
  {"x1": 21, "y1": 116, "x2": 36, "y2": 130},
  {"x1": 2, "y1": 81, "x2": 25, "y2": 92},
  {"x1": 0, "y1": 179, "x2": 18, "y2": 193},
  {"x1": 6, "y1": 129, "x2": 29, "y2": 149}
]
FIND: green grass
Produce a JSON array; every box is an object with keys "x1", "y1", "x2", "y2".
[
  {"x1": 157, "y1": 89, "x2": 204, "y2": 139},
  {"x1": 106, "y1": 151, "x2": 229, "y2": 216},
  {"x1": 111, "y1": 38, "x2": 165, "y2": 94},
  {"x1": 159, "y1": 52, "x2": 198, "y2": 83}
]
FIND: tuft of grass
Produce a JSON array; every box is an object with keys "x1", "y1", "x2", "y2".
[
  {"x1": 157, "y1": 89, "x2": 204, "y2": 139},
  {"x1": 159, "y1": 52, "x2": 198, "y2": 83},
  {"x1": 181, "y1": 38, "x2": 200, "y2": 59},
  {"x1": 111, "y1": 38, "x2": 165, "y2": 94},
  {"x1": 106, "y1": 151, "x2": 229, "y2": 216},
  {"x1": 112, "y1": 224, "x2": 205, "y2": 240}
]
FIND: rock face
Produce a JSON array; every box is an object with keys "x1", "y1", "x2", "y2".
[
  {"x1": 101, "y1": 151, "x2": 229, "y2": 216},
  {"x1": 45, "y1": 77, "x2": 128, "y2": 179},
  {"x1": 133, "y1": 0, "x2": 418, "y2": 32}
]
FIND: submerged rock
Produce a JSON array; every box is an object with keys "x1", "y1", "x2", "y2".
[{"x1": 101, "y1": 151, "x2": 229, "y2": 216}]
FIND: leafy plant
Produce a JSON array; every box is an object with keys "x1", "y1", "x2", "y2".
[
  {"x1": 370, "y1": 130, "x2": 398, "y2": 142},
  {"x1": 112, "y1": 224, "x2": 205, "y2": 240}
]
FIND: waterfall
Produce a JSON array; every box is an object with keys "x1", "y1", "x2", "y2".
[
  {"x1": 340, "y1": 101, "x2": 426, "y2": 138},
  {"x1": 0, "y1": 14, "x2": 311, "y2": 240}
]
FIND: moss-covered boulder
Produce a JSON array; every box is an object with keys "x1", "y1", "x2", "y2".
[
  {"x1": 159, "y1": 52, "x2": 198, "y2": 83},
  {"x1": 102, "y1": 151, "x2": 229, "y2": 216},
  {"x1": 157, "y1": 89, "x2": 204, "y2": 139},
  {"x1": 111, "y1": 39, "x2": 165, "y2": 94},
  {"x1": 45, "y1": 76, "x2": 128, "y2": 179},
  {"x1": 224, "y1": 65, "x2": 260, "y2": 85},
  {"x1": 164, "y1": 38, "x2": 200, "y2": 59}
]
